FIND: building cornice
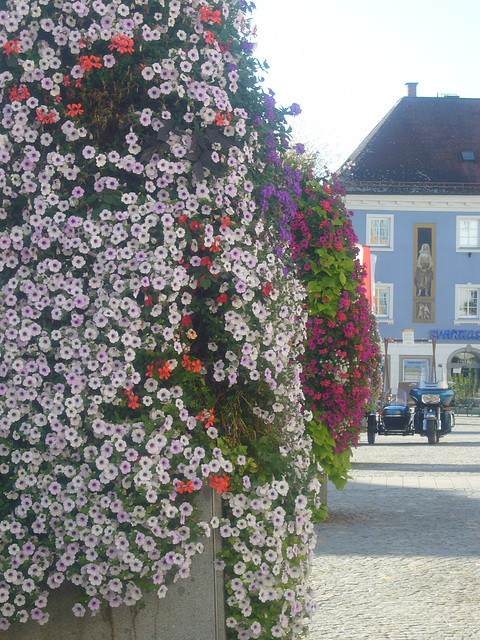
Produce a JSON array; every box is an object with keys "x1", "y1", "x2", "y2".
[{"x1": 344, "y1": 193, "x2": 480, "y2": 212}]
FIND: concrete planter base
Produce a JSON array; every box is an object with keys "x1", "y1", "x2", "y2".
[
  {"x1": 320, "y1": 472, "x2": 328, "y2": 504},
  {"x1": 4, "y1": 489, "x2": 225, "y2": 640}
]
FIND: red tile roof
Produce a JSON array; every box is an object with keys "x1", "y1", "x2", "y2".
[{"x1": 338, "y1": 96, "x2": 480, "y2": 194}]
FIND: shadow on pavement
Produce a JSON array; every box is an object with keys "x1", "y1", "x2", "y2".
[
  {"x1": 358, "y1": 438, "x2": 480, "y2": 449},
  {"x1": 352, "y1": 462, "x2": 480, "y2": 473},
  {"x1": 314, "y1": 484, "x2": 480, "y2": 557},
  {"x1": 358, "y1": 439, "x2": 480, "y2": 447}
]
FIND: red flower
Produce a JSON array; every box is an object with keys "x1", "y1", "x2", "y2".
[
  {"x1": 217, "y1": 292, "x2": 227, "y2": 304},
  {"x1": 109, "y1": 33, "x2": 135, "y2": 54},
  {"x1": 204, "y1": 410, "x2": 214, "y2": 427},
  {"x1": 214, "y1": 110, "x2": 231, "y2": 127},
  {"x1": 127, "y1": 395, "x2": 140, "y2": 409},
  {"x1": 209, "y1": 237, "x2": 221, "y2": 252},
  {"x1": 79, "y1": 55, "x2": 102, "y2": 71},
  {"x1": 176, "y1": 480, "x2": 194, "y2": 494},
  {"x1": 200, "y1": 6, "x2": 222, "y2": 24},
  {"x1": 220, "y1": 216, "x2": 232, "y2": 228},
  {"x1": 209, "y1": 474, "x2": 230, "y2": 495},
  {"x1": 196, "y1": 409, "x2": 214, "y2": 426},
  {"x1": 205, "y1": 30, "x2": 216, "y2": 44},
  {"x1": 199, "y1": 6, "x2": 210, "y2": 21},
  {"x1": 157, "y1": 362, "x2": 172, "y2": 380},
  {"x1": 35, "y1": 109, "x2": 58, "y2": 124},
  {"x1": 8, "y1": 84, "x2": 30, "y2": 102},
  {"x1": 191, "y1": 359, "x2": 202, "y2": 373},
  {"x1": 262, "y1": 281, "x2": 273, "y2": 297},
  {"x1": 181, "y1": 315, "x2": 192, "y2": 326},
  {"x1": 3, "y1": 40, "x2": 20, "y2": 55},
  {"x1": 209, "y1": 9, "x2": 221, "y2": 23},
  {"x1": 65, "y1": 103, "x2": 83, "y2": 117}
]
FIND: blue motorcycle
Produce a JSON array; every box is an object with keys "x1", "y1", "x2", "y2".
[
  {"x1": 367, "y1": 379, "x2": 455, "y2": 445},
  {"x1": 409, "y1": 380, "x2": 455, "y2": 445}
]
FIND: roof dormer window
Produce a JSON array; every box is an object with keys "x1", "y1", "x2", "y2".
[{"x1": 461, "y1": 151, "x2": 475, "y2": 162}]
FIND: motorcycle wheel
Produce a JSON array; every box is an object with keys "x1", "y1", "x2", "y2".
[
  {"x1": 426, "y1": 419, "x2": 438, "y2": 445},
  {"x1": 367, "y1": 428, "x2": 376, "y2": 444}
]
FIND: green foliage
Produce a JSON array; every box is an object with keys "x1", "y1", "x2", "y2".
[
  {"x1": 307, "y1": 416, "x2": 352, "y2": 489},
  {"x1": 451, "y1": 372, "x2": 479, "y2": 402}
]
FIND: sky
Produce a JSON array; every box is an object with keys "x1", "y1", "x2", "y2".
[{"x1": 251, "y1": 0, "x2": 480, "y2": 171}]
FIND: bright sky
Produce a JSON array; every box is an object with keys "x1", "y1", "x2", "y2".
[{"x1": 252, "y1": 0, "x2": 480, "y2": 171}]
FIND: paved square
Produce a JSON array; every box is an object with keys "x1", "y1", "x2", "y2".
[{"x1": 308, "y1": 417, "x2": 480, "y2": 639}]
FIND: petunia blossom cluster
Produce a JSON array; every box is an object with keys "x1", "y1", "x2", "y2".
[
  {"x1": 0, "y1": 0, "x2": 320, "y2": 637},
  {"x1": 290, "y1": 174, "x2": 382, "y2": 486}
]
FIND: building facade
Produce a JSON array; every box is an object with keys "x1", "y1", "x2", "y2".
[{"x1": 339, "y1": 85, "x2": 480, "y2": 394}]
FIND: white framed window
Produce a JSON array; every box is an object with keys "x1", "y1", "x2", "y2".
[
  {"x1": 366, "y1": 214, "x2": 394, "y2": 250},
  {"x1": 457, "y1": 216, "x2": 480, "y2": 250},
  {"x1": 401, "y1": 358, "x2": 430, "y2": 383},
  {"x1": 375, "y1": 283, "x2": 394, "y2": 323},
  {"x1": 455, "y1": 285, "x2": 480, "y2": 321}
]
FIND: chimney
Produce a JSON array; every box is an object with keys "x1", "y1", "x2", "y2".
[{"x1": 406, "y1": 82, "x2": 418, "y2": 97}]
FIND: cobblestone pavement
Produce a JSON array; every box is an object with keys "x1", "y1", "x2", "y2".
[{"x1": 307, "y1": 416, "x2": 480, "y2": 640}]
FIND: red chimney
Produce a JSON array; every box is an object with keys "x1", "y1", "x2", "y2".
[{"x1": 406, "y1": 82, "x2": 418, "y2": 97}]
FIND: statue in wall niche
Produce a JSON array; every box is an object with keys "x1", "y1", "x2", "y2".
[
  {"x1": 415, "y1": 243, "x2": 434, "y2": 297},
  {"x1": 416, "y1": 302, "x2": 431, "y2": 319}
]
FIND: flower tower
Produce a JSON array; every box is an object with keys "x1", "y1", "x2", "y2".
[
  {"x1": 291, "y1": 173, "x2": 382, "y2": 489},
  {"x1": 0, "y1": 1, "x2": 320, "y2": 638}
]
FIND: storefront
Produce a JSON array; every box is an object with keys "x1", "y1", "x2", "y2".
[{"x1": 381, "y1": 333, "x2": 480, "y2": 397}]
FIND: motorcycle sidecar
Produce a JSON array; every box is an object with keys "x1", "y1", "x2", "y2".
[{"x1": 367, "y1": 402, "x2": 413, "y2": 444}]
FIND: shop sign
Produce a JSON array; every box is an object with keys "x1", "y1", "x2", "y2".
[{"x1": 430, "y1": 329, "x2": 480, "y2": 340}]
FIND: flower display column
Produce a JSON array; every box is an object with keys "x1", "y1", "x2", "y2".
[
  {"x1": 0, "y1": 1, "x2": 319, "y2": 639},
  {"x1": 290, "y1": 174, "x2": 382, "y2": 491}
]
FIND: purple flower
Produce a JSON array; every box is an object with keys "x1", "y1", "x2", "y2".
[
  {"x1": 294, "y1": 143, "x2": 305, "y2": 155},
  {"x1": 72, "y1": 604, "x2": 86, "y2": 617},
  {"x1": 30, "y1": 608, "x2": 45, "y2": 620},
  {"x1": 119, "y1": 461, "x2": 131, "y2": 474},
  {"x1": 88, "y1": 598, "x2": 101, "y2": 611},
  {"x1": 289, "y1": 103, "x2": 302, "y2": 116},
  {"x1": 241, "y1": 40, "x2": 255, "y2": 53}
]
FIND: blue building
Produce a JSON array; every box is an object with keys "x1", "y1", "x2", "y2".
[{"x1": 338, "y1": 84, "x2": 480, "y2": 393}]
